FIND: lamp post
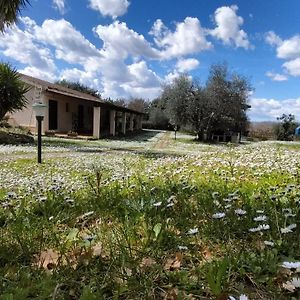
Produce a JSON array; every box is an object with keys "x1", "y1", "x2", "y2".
[{"x1": 32, "y1": 102, "x2": 47, "y2": 163}]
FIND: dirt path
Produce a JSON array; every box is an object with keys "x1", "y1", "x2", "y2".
[{"x1": 153, "y1": 131, "x2": 172, "y2": 150}]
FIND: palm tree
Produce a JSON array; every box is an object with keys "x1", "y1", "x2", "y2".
[
  {"x1": 0, "y1": 0, "x2": 30, "y2": 32},
  {"x1": 0, "y1": 63, "x2": 30, "y2": 120}
]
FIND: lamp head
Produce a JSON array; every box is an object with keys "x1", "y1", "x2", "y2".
[{"x1": 32, "y1": 102, "x2": 47, "y2": 118}]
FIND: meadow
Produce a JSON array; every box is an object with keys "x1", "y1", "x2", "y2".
[{"x1": 0, "y1": 130, "x2": 300, "y2": 299}]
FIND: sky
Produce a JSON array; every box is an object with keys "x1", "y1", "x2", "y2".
[{"x1": 0, "y1": 0, "x2": 300, "y2": 121}]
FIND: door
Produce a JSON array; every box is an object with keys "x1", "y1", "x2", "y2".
[
  {"x1": 48, "y1": 100, "x2": 58, "y2": 130},
  {"x1": 78, "y1": 105, "x2": 84, "y2": 132}
]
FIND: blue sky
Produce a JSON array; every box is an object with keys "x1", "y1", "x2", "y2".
[{"x1": 1, "y1": 0, "x2": 300, "y2": 121}]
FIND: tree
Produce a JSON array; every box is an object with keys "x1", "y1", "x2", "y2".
[
  {"x1": 0, "y1": 0, "x2": 30, "y2": 32},
  {"x1": 127, "y1": 97, "x2": 149, "y2": 113},
  {"x1": 274, "y1": 114, "x2": 297, "y2": 141},
  {"x1": 0, "y1": 63, "x2": 30, "y2": 121},
  {"x1": 205, "y1": 64, "x2": 252, "y2": 141},
  {"x1": 55, "y1": 79, "x2": 101, "y2": 98},
  {"x1": 161, "y1": 74, "x2": 192, "y2": 129},
  {"x1": 148, "y1": 98, "x2": 169, "y2": 129},
  {"x1": 187, "y1": 85, "x2": 212, "y2": 140}
]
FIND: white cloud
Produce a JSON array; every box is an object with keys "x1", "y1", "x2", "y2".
[
  {"x1": 176, "y1": 58, "x2": 199, "y2": 72},
  {"x1": 277, "y1": 35, "x2": 300, "y2": 60},
  {"x1": 265, "y1": 32, "x2": 300, "y2": 77},
  {"x1": 20, "y1": 66, "x2": 57, "y2": 82},
  {"x1": 283, "y1": 58, "x2": 300, "y2": 76},
  {"x1": 94, "y1": 21, "x2": 160, "y2": 60},
  {"x1": 249, "y1": 97, "x2": 300, "y2": 121},
  {"x1": 88, "y1": 0, "x2": 130, "y2": 19},
  {"x1": 35, "y1": 19, "x2": 102, "y2": 67},
  {"x1": 59, "y1": 67, "x2": 101, "y2": 90},
  {"x1": 265, "y1": 31, "x2": 282, "y2": 47},
  {"x1": 210, "y1": 5, "x2": 250, "y2": 49},
  {"x1": 265, "y1": 71, "x2": 288, "y2": 81},
  {"x1": 0, "y1": 21, "x2": 56, "y2": 75},
  {"x1": 150, "y1": 17, "x2": 212, "y2": 59},
  {"x1": 53, "y1": 0, "x2": 66, "y2": 14}
]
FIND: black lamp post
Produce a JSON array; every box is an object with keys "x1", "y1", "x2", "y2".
[{"x1": 32, "y1": 102, "x2": 47, "y2": 164}]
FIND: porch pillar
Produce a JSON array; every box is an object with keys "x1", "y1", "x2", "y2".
[
  {"x1": 93, "y1": 106, "x2": 101, "y2": 139},
  {"x1": 110, "y1": 110, "x2": 116, "y2": 136},
  {"x1": 121, "y1": 112, "x2": 127, "y2": 135},
  {"x1": 129, "y1": 113, "x2": 134, "y2": 131},
  {"x1": 138, "y1": 115, "x2": 143, "y2": 130},
  {"x1": 135, "y1": 114, "x2": 139, "y2": 130}
]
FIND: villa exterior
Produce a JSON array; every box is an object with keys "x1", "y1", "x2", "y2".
[{"x1": 7, "y1": 74, "x2": 143, "y2": 138}]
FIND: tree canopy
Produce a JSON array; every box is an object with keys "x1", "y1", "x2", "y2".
[
  {"x1": 0, "y1": 62, "x2": 30, "y2": 120},
  {"x1": 149, "y1": 64, "x2": 252, "y2": 141}
]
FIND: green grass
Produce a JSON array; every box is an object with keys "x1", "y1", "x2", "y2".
[{"x1": 0, "y1": 134, "x2": 300, "y2": 299}]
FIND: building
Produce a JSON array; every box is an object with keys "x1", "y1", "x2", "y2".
[{"x1": 7, "y1": 74, "x2": 143, "y2": 138}]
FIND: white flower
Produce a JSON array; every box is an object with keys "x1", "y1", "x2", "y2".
[
  {"x1": 256, "y1": 210, "x2": 264, "y2": 214},
  {"x1": 264, "y1": 241, "x2": 274, "y2": 246},
  {"x1": 82, "y1": 211, "x2": 94, "y2": 218},
  {"x1": 153, "y1": 201, "x2": 162, "y2": 207},
  {"x1": 228, "y1": 294, "x2": 248, "y2": 300},
  {"x1": 167, "y1": 195, "x2": 176, "y2": 202},
  {"x1": 259, "y1": 224, "x2": 270, "y2": 230},
  {"x1": 212, "y1": 212, "x2": 225, "y2": 219},
  {"x1": 289, "y1": 277, "x2": 300, "y2": 288},
  {"x1": 178, "y1": 245, "x2": 188, "y2": 250},
  {"x1": 282, "y1": 261, "x2": 300, "y2": 269},
  {"x1": 235, "y1": 209, "x2": 247, "y2": 215},
  {"x1": 281, "y1": 223, "x2": 297, "y2": 234},
  {"x1": 254, "y1": 215, "x2": 267, "y2": 221},
  {"x1": 187, "y1": 227, "x2": 198, "y2": 235},
  {"x1": 212, "y1": 192, "x2": 219, "y2": 198},
  {"x1": 249, "y1": 224, "x2": 270, "y2": 232}
]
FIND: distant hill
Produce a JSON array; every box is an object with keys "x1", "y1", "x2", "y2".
[{"x1": 248, "y1": 121, "x2": 277, "y2": 140}]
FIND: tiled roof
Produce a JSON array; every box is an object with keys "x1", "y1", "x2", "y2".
[{"x1": 20, "y1": 73, "x2": 144, "y2": 115}]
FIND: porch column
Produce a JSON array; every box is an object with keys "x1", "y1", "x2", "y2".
[
  {"x1": 93, "y1": 106, "x2": 101, "y2": 139},
  {"x1": 135, "y1": 114, "x2": 139, "y2": 130},
  {"x1": 138, "y1": 115, "x2": 143, "y2": 130},
  {"x1": 129, "y1": 113, "x2": 134, "y2": 131},
  {"x1": 121, "y1": 112, "x2": 127, "y2": 135},
  {"x1": 110, "y1": 110, "x2": 116, "y2": 136}
]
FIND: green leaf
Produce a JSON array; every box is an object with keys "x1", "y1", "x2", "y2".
[
  {"x1": 67, "y1": 228, "x2": 79, "y2": 241},
  {"x1": 153, "y1": 223, "x2": 162, "y2": 239}
]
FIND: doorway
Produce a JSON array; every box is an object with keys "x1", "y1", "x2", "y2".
[
  {"x1": 78, "y1": 105, "x2": 84, "y2": 132},
  {"x1": 48, "y1": 100, "x2": 58, "y2": 130}
]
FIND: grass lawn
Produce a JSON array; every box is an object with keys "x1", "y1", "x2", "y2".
[{"x1": 0, "y1": 130, "x2": 300, "y2": 299}]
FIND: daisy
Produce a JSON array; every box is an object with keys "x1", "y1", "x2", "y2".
[
  {"x1": 282, "y1": 261, "x2": 300, "y2": 269},
  {"x1": 212, "y1": 212, "x2": 226, "y2": 219}
]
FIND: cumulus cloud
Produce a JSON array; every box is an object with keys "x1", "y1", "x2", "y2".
[
  {"x1": 265, "y1": 31, "x2": 300, "y2": 77},
  {"x1": 265, "y1": 31, "x2": 282, "y2": 47},
  {"x1": 283, "y1": 58, "x2": 300, "y2": 76},
  {"x1": 210, "y1": 5, "x2": 250, "y2": 49},
  {"x1": 53, "y1": 0, "x2": 66, "y2": 14},
  {"x1": 277, "y1": 35, "x2": 300, "y2": 60},
  {"x1": 0, "y1": 21, "x2": 56, "y2": 76},
  {"x1": 94, "y1": 21, "x2": 159, "y2": 60},
  {"x1": 35, "y1": 19, "x2": 102, "y2": 67},
  {"x1": 150, "y1": 17, "x2": 212, "y2": 59},
  {"x1": 176, "y1": 58, "x2": 200, "y2": 72},
  {"x1": 265, "y1": 71, "x2": 288, "y2": 81},
  {"x1": 249, "y1": 97, "x2": 300, "y2": 121},
  {"x1": 88, "y1": 0, "x2": 130, "y2": 19}
]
